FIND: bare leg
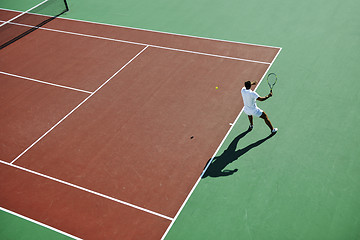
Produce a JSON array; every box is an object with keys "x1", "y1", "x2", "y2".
[
  {"x1": 260, "y1": 112, "x2": 274, "y2": 131},
  {"x1": 248, "y1": 115, "x2": 253, "y2": 126}
]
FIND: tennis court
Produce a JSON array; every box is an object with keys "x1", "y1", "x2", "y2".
[{"x1": 1, "y1": 0, "x2": 360, "y2": 239}]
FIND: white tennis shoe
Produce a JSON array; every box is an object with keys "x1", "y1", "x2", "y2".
[{"x1": 271, "y1": 128, "x2": 278, "y2": 134}]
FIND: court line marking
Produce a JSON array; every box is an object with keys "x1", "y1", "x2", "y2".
[
  {"x1": 0, "y1": 160, "x2": 173, "y2": 222},
  {"x1": 161, "y1": 47, "x2": 282, "y2": 240},
  {"x1": 0, "y1": 71, "x2": 92, "y2": 94},
  {"x1": 0, "y1": 8, "x2": 281, "y2": 50},
  {"x1": 10, "y1": 45, "x2": 148, "y2": 164},
  {"x1": 0, "y1": 1, "x2": 48, "y2": 28},
  {"x1": 0, "y1": 7, "x2": 283, "y2": 234},
  {"x1": 4, "y1": 45, "x2": 174, "y2": 222},
  {"x1": 0, "y1": 20, "x2": 271, "y2": 65},
  {"x1": 3, "y1": 44, "x2": 173, "y2": 221},
  {"x1": 0, "y1": 206, "x2": 82, "y2": 240},
  {"x1": 63, "y1": 18, "x2": 282, "y2": 50}
]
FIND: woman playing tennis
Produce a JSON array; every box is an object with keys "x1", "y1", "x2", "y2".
[{"x1": 241, "y1": 81, "x2": 278, "y2": 134}]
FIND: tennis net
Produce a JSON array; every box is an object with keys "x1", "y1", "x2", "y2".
[{"x1": 0, "y1": 0, "x2": 69, "y2": 49}]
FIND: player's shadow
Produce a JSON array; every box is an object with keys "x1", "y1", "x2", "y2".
[{"x1": 202, "y1": 129, "x2": 275, "y2": 178}]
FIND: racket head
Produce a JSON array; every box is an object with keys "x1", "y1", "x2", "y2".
[{"x1": 267, "y1": 73, "x2": 277, "y2": 90}]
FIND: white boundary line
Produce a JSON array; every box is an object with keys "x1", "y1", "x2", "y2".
[
  {"x1": 0, "y1": 6, "x2": 283, "y2": 235},
  {"x1": 160, "y1": 47, "x2": 282, "y2": 240},
  {"x1": 3, "y1": 44, "x2": 174, "y2": 221},
  {"x1": 3, "y1": 46, "x2": 174, "y2": 221},
  {"x1": 10, "y1": 45, "x2": 148, "y2": 164},
  {"x1": 0, "y1": 20, "x2": 272, "y2": 65},
  {"x1": 0, "y1": 206, "x2": 82, "y2": 240},
  {"x1": 0, "y1": 160, "x2": 172, "y2": 221},
  {"x1": 148, "y1": 44, "x2": 271, "y2": 65},
  {"x1": 65, "y1": 19, "x2": 282, "y2": 50},
  {"x1": 0, "y1": 71, "x2": 92, "y2": 94},
  {"x1": 0, "y1": 7, "x2": 281, "y2": 50},
  {"x1": 0, "y1": 1, "x2": 48, "y2": 28}
]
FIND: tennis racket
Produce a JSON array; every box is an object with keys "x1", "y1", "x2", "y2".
[{"x1": 267, "y1": 73, "x2": 277, "y2": 93}]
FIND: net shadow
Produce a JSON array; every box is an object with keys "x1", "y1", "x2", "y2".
[{"x1": 0, "y1": 0, "x2": 69, "y2": 49}]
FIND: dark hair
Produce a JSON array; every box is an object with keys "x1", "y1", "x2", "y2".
[{"x1": 245, "y1": 81, "x2": 251, "y2": 89}]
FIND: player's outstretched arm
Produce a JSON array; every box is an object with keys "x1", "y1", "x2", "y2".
[{"x1": 257, "y1": 92, "x2": 272, "y2": 102}]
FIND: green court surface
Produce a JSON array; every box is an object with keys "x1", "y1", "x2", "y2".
[
  {"x1": 1, "y1": 0, "x2": 360, "y2": 239},
  {"x1": 0, "y1": 209, "x2": 73, "y2": 240}
]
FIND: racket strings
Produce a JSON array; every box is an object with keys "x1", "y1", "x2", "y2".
[{"x1": 267, "y1": 73, "x2": 277, "y2": 87}]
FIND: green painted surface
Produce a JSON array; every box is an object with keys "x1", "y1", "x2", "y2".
[
  {"x1": 0, "y1": 0, "x2": 38, "y2": 12},
  {"x1": 1, "y1": 0, "x2": 359, "y2": 239},
  {"x1": 0, "y1": 210, "x2": 74, "y2": 240}
]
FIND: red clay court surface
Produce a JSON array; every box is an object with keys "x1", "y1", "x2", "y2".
[{"x1": 0, "y1": 9, "x2": 281, "y2": 239}]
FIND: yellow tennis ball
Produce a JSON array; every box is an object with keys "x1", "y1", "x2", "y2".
[{"x1": 216, "y1": 86, "x2": 218, "y2": 89}]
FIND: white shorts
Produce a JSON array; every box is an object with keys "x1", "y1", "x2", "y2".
[{"x1": 244, "y1": 106, "x2": 263, "y2": 118}]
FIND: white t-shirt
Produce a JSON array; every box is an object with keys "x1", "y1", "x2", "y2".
[
  {"x1": 241, "y1": 87, "x2": 263, "y2": 117},
  {"x1": 241, "y1": 87, "x2": 259, "y2": 111}
]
